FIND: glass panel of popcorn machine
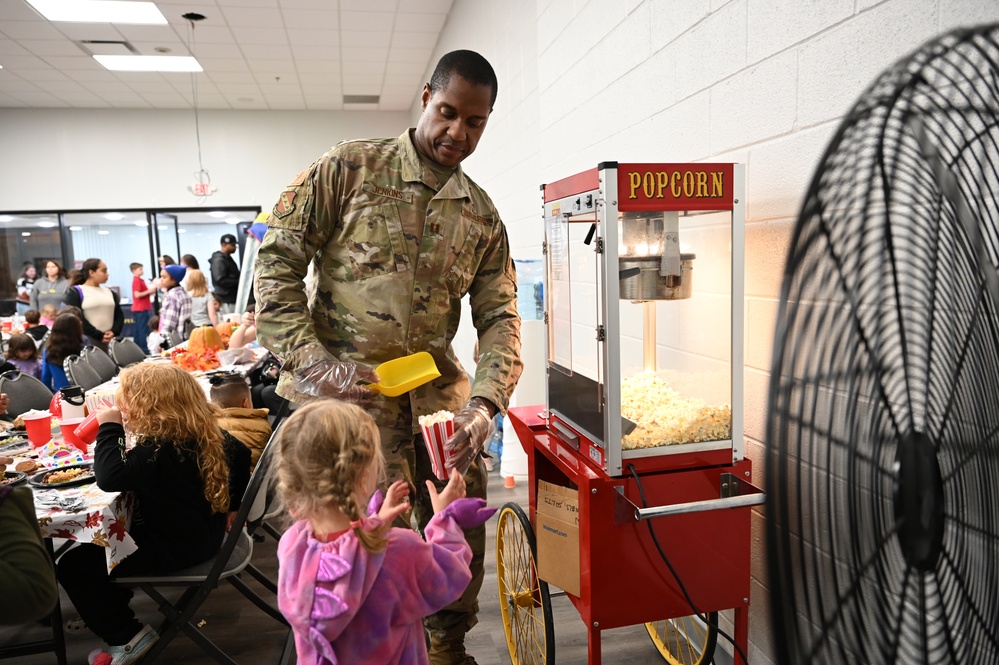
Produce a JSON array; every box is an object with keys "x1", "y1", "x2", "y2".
[{"x1": 616, "y1": 209, "x2": 733, "y2": 452}]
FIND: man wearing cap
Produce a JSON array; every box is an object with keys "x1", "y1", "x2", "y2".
[
  {"x1": 210, "y1": 234, "x2": 241, "y2": 314},
  {"x1": 254, "y1": 50, "x2": 522, "y2": 665},
  {"x1": 158, "y1": 264, "x2": 191, "y2": 343}
]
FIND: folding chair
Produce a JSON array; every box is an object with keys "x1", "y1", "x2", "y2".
[
  {"x1": 108, "y1": 337, "x2": 147, "y2": 368},
  {"x1": 0, "y1": 369, "x2": 54, "y2": 417},
  {"x1": 113, "y1": 434, "x2": 289, "y2": 664},
  {"x1": 63, "y1": 355, "x2": 102, "y2": 391},
  {"x1": 167, "y1": 330, "x2": 183, "y2": 349},
  {"x1": 81, "y1": 346, "x2": 117, "y2": 382}
]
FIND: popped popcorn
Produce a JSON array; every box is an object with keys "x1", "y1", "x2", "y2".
[{"x1": 620, "y1": 372, "x2": 732, "y2": 449}]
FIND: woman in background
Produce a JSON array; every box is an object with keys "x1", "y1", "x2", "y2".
[
  {"x1": 62, "y1": 258, "x2": 123, "y2": 352},
  {"x1": 15, "y1": 263, "x2": 35, "y2": 316},
  {"x1": 29, "y1": 260, "x2": 68, "y2": 314},
  {"x1": 181, "y1": 254, "x2": 200, "y2": 270}
]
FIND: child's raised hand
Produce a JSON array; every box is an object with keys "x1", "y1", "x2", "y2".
[
  {"x1": 96, "y1": 407, "x2": 123, "y2": 425},
  {"x1": 376, "y1": 480, "x2": 411, "y2": 523},
  {"x1": 427, "y1": 468, "x2": 466, "y2": 514}
]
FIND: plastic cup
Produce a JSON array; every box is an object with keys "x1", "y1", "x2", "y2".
[
  {"x1": 74, "y1": 411, "x2": 102, "y2": 447},
  {"x1": 419, "y1": 415, "x2": 455, "y2": 481},
  {"x1": 23, "y1": 413, "x2": 53, "y2": 448},
  {"x1": 59, "y1": 417, "x2": 87, "y2": 452}
]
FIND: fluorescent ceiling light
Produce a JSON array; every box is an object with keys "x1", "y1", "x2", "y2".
[
  {"x1": 134, "y1": 221, "x2": 149, "y2": 227},
  {"x1": 178, "y1": 229, "x2": 187, "y2": 234},
  {"x1": 37, "y1": 221, "x2": 58, "y2": 228},
  {"x1": 26, "y1": 0, "x2": 167, "y2": 24},
  {"x1": 69, "y1": 226, "x2": 83, "y2": 231},
  {"x1": 0, "y1": 215, "x2": 13, "y2": 222},
  {"x1": 226, "y1": 218, "x2": 240, "y2": 225},
  {"x1": 104, "y1": 212, "x2": 124, "y2": 220},
  {"x1": 97, "y1": 230, "x2": 110, "y2": 235},
  {"x1": 208, "y1": 211, "x2": 228, "y2": 218},
  {"x1": 21, "y1": 232, "x2": 31, "y2": 237},
  {"x1": 95, "y1": 55, "x2": 202, "y2": 73}
]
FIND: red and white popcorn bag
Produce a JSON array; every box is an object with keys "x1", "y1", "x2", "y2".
[{"x1": 419, "y1": 410, "x2": 455, "y2": 481}]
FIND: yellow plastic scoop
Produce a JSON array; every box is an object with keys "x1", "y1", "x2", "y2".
[{"x1": 371, "y1": 352, "x2": 441, "y2": 397}]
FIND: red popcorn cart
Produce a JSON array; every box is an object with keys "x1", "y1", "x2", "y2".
[{"x1": 496, "y1": 162, "x2": 763, "y2": 665}]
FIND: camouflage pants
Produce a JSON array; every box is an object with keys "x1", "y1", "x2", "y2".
[{"x1": 382, "y1": 427, "x2": 488, "y2": 659}]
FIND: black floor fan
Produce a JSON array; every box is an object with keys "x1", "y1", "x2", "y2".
[{"x1": 766, "y1": 23, "x2": 999, "y2": 664}]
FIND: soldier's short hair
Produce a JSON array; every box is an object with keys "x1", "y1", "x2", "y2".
[{"x1": 429, "y1": 49, "x2": 497, "y2": 108}]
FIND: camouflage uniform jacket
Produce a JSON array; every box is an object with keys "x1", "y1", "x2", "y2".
[{"x1": 254, "y1": 130, "x2": 523, "y2": 434}]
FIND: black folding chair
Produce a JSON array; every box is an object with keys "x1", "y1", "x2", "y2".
[
  {"x1": 0, "y1": 369, "x2": 54, "y2": 416},
  {"x1": 112, "y1": 434, "x2": 290, "y2": 664},
  {"x1": 108, "y1": 338, "x2": 146, "y2": 368},
  {"x1": 81, "y1": 346, "x2": 117, "y2": 382},
  {"x1": 63, "y1": 355, "x2": 102, "y2": 391}
]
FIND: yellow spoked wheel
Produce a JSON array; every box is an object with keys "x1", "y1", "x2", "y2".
[
  {"x1": 646, "y1": 613, "x2": 718, "y2": 664},
  {"x1": 496, "y1": 502, "x2": 554, "y2": 665}
]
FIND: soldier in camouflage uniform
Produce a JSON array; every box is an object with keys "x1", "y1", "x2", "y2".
[{"x1": 254, "y1": 50, "x2": 522, "y2": 665}]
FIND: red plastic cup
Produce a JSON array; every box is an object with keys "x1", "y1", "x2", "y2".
[
  {"x1": 23, "y1": 413, "x2": 53, "y2": 448},
  {"x1": 419, "y1": 415, "x2": 455, "y2": 481},
  {"x1": 59, "y1": 417, "x2": 87, "y2": 452},
  {"x1": 74, "y1": 411, "x2": 101, "y2": 447}
]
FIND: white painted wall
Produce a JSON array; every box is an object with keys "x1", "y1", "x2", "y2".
[
  {"x1": 427, "y1": 0, "x2": 999, "y2": 663},
  {"x1": 0, "y1": 108, "x2": 409, "y2": 211}
]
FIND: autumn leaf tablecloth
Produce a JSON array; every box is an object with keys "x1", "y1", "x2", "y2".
[{"x1": 34, "y1": 484, "x2": 136, "y2": 571}]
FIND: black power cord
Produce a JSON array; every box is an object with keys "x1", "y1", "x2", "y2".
[{"x1": 627, "y1": 464, "x2": 750, "y2": 665}]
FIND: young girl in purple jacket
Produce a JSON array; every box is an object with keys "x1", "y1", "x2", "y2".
[{"x1": 275, "y1": 400, "x2": 494, "y2": 665}]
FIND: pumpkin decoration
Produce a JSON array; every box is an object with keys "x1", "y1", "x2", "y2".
[
  {"x1": 188, "y1": 325, "x2": 224, "y2": 354},
  {"x1": 215, "y1": 321, "x2": 240, "y2": 348}
]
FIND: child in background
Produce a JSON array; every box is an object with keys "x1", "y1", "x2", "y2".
[
  {"x1": 275, "y1": 401, "x2": 495, "y2": 665},
  {"x1": 129, "y1": 262, "x2": 155, "y2": 355},
  {"x1": 40, "y1": 314, "x2": 83, "y2": 391},
  {"x1": 5, "y1": 334, "x2": 41, "y2": 379},
  {"x1": 209, "y1": 372, "x2": 271, "y2": 470},
  {"x1": 57, "y1": 363, "x2": 250, "y2": 665},
  {"x1": 22, "y1": 310, "x2": 48, "y2": 344},
  {"x1": 40, "y1": 304, "x2": 58, "y2": 328}
]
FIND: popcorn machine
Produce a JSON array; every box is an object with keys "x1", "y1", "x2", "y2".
[{"x1": 497, "y1": 163, "x2": 764, "y2": 665}]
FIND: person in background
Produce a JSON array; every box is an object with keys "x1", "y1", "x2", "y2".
[
  {"x1": 22, "y1": 310, "x2": 48, "y2": 344},
  {"x1": 15, "y1": 262, "x2": 35, "y2": 316},
  {"x1": 129, "y1": 262, "x2": 156, "y2": 355},
  {"x1": 63, "y1": 258, "x2": 124, "y2": 353},
  {"x1": 29, "y1": 260, "x2": 68, "y2": 313},
  {"x1": 275, "y1": 400, "x2": 494, "y2": 664},
  {"x1": 158, "y1": 255, "x2": 176, "y2": 269},
  {"x1": 157, "y1": 264, "x2": 191, "y2": 343},
  {"x1": 57, "y1": 362, "x2": 250, "y2": 665},
  {"x1": 209, "y1": 372, "x2": 271, "y2": 471},
  {"x1": 185, "y1": 269, "x2": 218, "y2": 327},
  {"x1": 39, "y1": 304, "x2": 58, "y2": 329},
  {"x1": 209, "y1": 234, "x2": 240, "y2": 315},
  {"x1": 40, "y1": 313, "x2": 83, "y2": 392},
  {"x1": 181, "y1": 254, "x2": 200, "y2": 270},
  {"x1": 254, "y1": 49, "x2": 522, "y2": 664},
  {"x1": 5, "y1": 334, "x2": 41, "y2": 379},
  {"x1": 0, "y1": 477, "x2": 59, "y2": 625}
]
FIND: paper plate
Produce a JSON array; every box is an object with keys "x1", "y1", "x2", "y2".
[{"x1": 371, "y1": 352, "x2": 441, "y2": 397}]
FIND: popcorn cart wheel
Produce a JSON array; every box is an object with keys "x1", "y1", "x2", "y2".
[
  {"x1": 497, "y1": 500, "x2": 718, "y2": 665},
  {"x1": 496, "y1": 502, "x2": 554, "y2": 665}
]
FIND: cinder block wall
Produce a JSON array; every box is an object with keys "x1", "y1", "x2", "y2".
[{"x1": 428, "y1": 1, "x2": 999, "y2": 662}]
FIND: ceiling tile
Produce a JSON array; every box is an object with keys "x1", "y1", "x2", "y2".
[
  {"x1": 191, "y1": 42, "x2": 244, "y2": 58},
  {"x1": 215, "y1": 0, "x2": 279, "y2": 7},
  {"x1": 383, "y1": 71, "x2": 424, "y2": 88},
  {"x1": 0, "y1": 20, "x2": 64, "y2": 40},
  {"x1": 9, "y1": 90, "x2": 68, "y2": 106},
  {"x1": 243, "y1": 43, "x2": 293, "y2": 59},
  {"x1": 0, "y1": 79, "x2": 43, "y2": 92},
  {"x1": 207, "y1": 70, "x2": 256, "y2": 83},
  {"x1": 341, "y1": 46, "x2": 388, "y2": 62},
  {"x1": 406, "y1": 0, "x2": 453, "y2": 13},
  {"x1": 113, "y1": 24, "x2": 181, "y2": 43},
  {"x1": 20, "y1": 40, "x2": 84, "y2": 57},
  {"x1": 341, "y1": 60, "x2": 385, "y2": 75},
  {"x1": 341, "y1": 0, "x2": 396, "y2": 11},
  {"x1": 342, "y1": 30, "x2": 391, "y2": 48},
  {"x1": 16, "y1": 68, "x2": 70, "y2": 82},
  {"x1": 96, "y1": 92, "x2": 153, "y2": 107},
  {"x1": 265, "y1": 94, "x2": 307, "y2": 109},
  {"x1": 82, "y1": 80, "x2": 134, "y2": 93},
  {"x1": 44, "y1": 55, "x2": 106, "y2": 71},
  {"x1": 227, "y1": 96, "x2": 269, "y2": 109},
  {"x1": 139, "y1": 93, "x2": 191, "y2": 107},
  {"x1": 303, "y1": 96, "x2": 342, "y2": 110},
  {"x1": 229, "y1": 26, "x2": 289, "y2": 45},
  {"x1": 341, "y1": 11, "x2": 393, "y2": 32},
  {"x1": 129, "y1": 40, "x2": 191, "y2": 56},
  {"x1": 214, "y1": 82, "x2": 262, "y2": 94},
  {"x1": 286, "y1": 28, "x2": 339, "y2": 45},
  {"x1": 0, "y1": 93, "x2": 27, "y2": 106},
  {"x1": 389, "y1": 31, "x2": 437, "y2": 48},
  {"x1": 219, "y1": 6, "x2": 284, "y2": 27},
  {"x1": 281, "y1": 9, "x2": 338, "y2": 30},
  {"x1": 395, "y1": 13, "x2": 446, "y2": 32},
  {"x1": 387, "y1": 46, "x2": 433, "y2": 63},
  {"x1": 291, "y1": 42, "x2": 340, "y2": 59},
  {"x1": 51, "y1": 23, "x2": 124, "y2": 41},
  {"x1": 199, "y1": 57, "x2": 251, "y2": 72},
  {"x1": 0, "y1": 39, "x2": 33, "y2": 56},
  {"x1": 54, "y1": 91, "x2": 109, "y2": 106},
  {"x1": 0, "y1": 0, "x2": 45, "y2": 21},
  {"x1": 171, "y1": 25, "x2": 235, "y2": 45}
]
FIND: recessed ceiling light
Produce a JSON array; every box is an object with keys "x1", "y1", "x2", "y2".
[
  {"x1": 178, "y1": 229, "x2": 187, "y2": 234},
  {"x1": 104, "y1": 212, "x2": 124, "y2": 221},
  {"x1": 97, "y1": 230, "x2": 110, "y2": 235},
  {"x1": 0, "y1": 215, "x2": 13, "y2": 222},
  {"x1": 226, "y1": 218, "x2": 240, "y2": 225},
  {"x1": 208, "y1": 211, "x2": 228, "y2": 218},
  {"x1": 37, "y1": 221, "x2": 58, "y2": 228},
  {"x1": 21, "y1": 232, "x2": 31, "y2": 237},
  {"x1": 26, "y1": 0, "x2": 167, "y2": 24},
  {"x1": 134, "y1": 221, "x2": 149, "y2": 227},
  {"x1": 69, "y1": 226, "x2": 83, "y2": 231},
  {"x1": 94, "y1": 55, "x2": 202, "y2": 73}
]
